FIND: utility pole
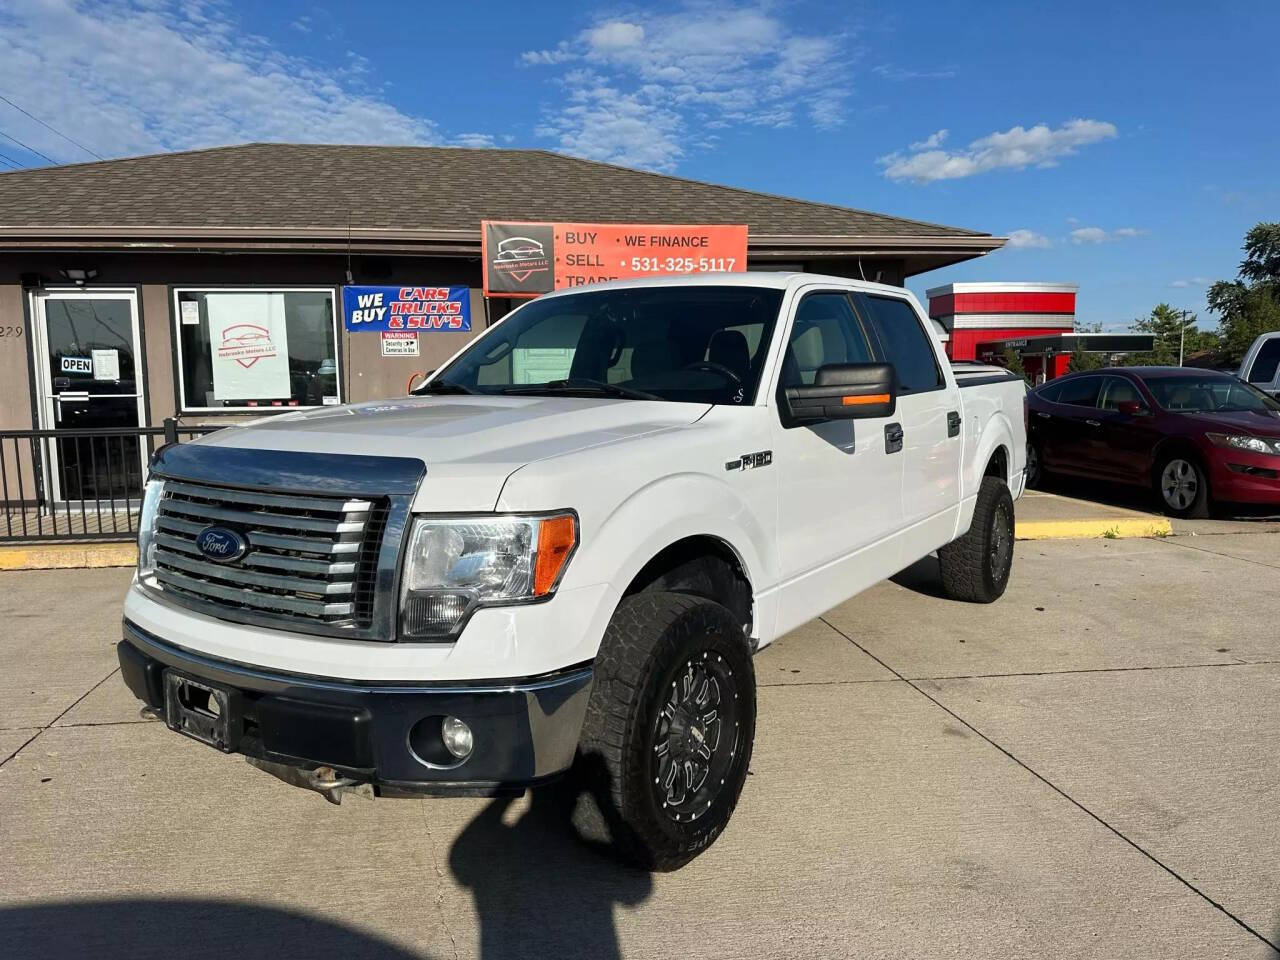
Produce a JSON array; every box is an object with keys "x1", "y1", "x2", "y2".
[{"x1": 1178, "y1": 309, "x2": 1192, "y2": 367}]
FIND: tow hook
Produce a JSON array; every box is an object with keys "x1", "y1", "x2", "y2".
[{"x1": 245, "y1": 757, "x2": 375, "y2": 805}]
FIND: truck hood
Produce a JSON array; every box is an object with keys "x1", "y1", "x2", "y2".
[{"x1": 194, "y1": 395, "x2": 709, "y2": 510}]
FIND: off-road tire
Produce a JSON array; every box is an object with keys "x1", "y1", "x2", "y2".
[
  {"x1": 938, "y1": 476, "x2": 1015, "y2": 603},
  {"x1": 570, "y1": 591, "x2": 756, "y2": 871}
]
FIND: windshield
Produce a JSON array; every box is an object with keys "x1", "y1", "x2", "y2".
[
  {"x1": 1145, "y1": 375, "x2": 1280, "y2": 414},
  {"x1": 421, "y1": 286, "x2": 785, "y2": 405}
]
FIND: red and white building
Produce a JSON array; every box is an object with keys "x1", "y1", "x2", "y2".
[{"x1": 926, "y1": 281, "x2": 1078, "y2": 381}]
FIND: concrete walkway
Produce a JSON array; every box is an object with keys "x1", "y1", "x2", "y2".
[{"x1": 3, "y1": 536, "x2": 1279, "y2": 959}]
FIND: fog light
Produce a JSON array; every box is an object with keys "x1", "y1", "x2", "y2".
[{"x1": 441, "y1": 716, "x2": 473, "y2": 760}]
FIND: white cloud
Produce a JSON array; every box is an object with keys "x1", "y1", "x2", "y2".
[
  {"x1": 1171, "y1": 276, "x2": 1211, "y2": 288},
  {"x1": 1071, "y1": 226, "x2": 1148, "y2": 244},
  {"x1": 880, "y1": 118, "x2": 1118, "y2": 183},
  {"x1": 521, "y1": 4, "x2": 852, "y2": 170},
  {"x1": 0, "y1": 0, "x2": 462, "y2": 164},
  {"x1": 452, "y1": 132, "x2": 496, "y2": 148},
  {"x1": 910, "y1": 129, "x2": 948, "y2": 151},
  {"x1": 1070, "y1": 227, "x2": 1109, "y2": 245},
  {"x1": 1006, "y1": 229, "x2": 1051, "y2": 249},
  {"x1": 872, "y1": 64, "x2": 956, "y2": 82}
]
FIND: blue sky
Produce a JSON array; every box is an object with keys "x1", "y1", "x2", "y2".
[{"x1": 1, "y1": 0, "x2": 1276, "y2": 331}]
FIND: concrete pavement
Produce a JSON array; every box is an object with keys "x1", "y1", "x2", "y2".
[{"x1": 2, "y1": 537, "x2": 1279, "y2": 959}]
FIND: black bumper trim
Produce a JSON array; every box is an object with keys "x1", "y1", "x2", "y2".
[{"x1": 119, "y1": 621, "x2": 593, "y2": 791}]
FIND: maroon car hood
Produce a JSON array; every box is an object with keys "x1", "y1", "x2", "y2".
[{"x1": 1181, "y1": 409, "x2": 1280, "y2": 437}]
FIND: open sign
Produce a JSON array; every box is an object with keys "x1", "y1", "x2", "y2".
[{"x1": 61, "y1": 356, "x2": 93, "y2": 374}]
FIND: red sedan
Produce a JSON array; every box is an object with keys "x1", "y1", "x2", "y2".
[{"x1": 1026, "y1": 367, "x2": 1280, "y2": 517}]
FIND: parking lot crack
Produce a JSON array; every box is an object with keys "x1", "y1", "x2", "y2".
[
  {"x1": 909, "y1": 659, "x2": 1280, "y2": 682},
  {"x1": 420, "y1": 804, "x2": 462, "y2": 960},
  {"x1": 819, "y1": 615, "x2": 1280, "y2": 955},
  {"x1": 1150, "y1": 535, "x2": 1280, "y2": 571},
  {"x1": 0, "y1": 666, "x2": 121, "y2": 769}
]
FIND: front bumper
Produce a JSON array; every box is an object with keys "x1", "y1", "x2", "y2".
[
  {"x1": 1208, "y1": 450, "x2": 1280, "y2": 505},
  {"x1": 119, "y1": 621, "x2": 593, "y2": 796}
]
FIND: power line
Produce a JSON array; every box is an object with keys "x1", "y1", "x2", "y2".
[
  {"x1": 0, "y1": 153, "x2": 20, "y2": 170},
  {"x1": 0, "y1": 126, "x2": 57, "y2": 164},
  {"x1": 0, "y1": 94, "x2": 104, "y2": 160}
]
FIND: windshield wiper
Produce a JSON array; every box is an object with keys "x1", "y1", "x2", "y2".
[
  {"x1": 501, "y1": 378, "x2": 662, "y2": 401},
  {"x1": 414, "y1": 380, "x2": 476, "y2": 396}
]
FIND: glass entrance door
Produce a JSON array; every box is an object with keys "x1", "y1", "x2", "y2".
[{"x1": 32, "y1": 290, "x2": 148, "y2": 504}]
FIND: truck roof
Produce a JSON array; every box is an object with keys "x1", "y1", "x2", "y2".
[{"x1": 533, "y1": 270, "x2": 914, "y2": 300}]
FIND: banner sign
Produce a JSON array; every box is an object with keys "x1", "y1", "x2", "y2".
[
  {"x1": 343, "y1": 286, "x2": 471, "y2": 333},
  {"x1": 482, "y1": 221, "x2": 748, "y2": 298}
]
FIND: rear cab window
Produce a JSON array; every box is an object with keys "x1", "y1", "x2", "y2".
[
  {"x1": 855, "y1": 294, "x2": 945, "y2": 394},
  {"x1": 1246, "y1": 338, "x2": 1280, "y2": 385}
]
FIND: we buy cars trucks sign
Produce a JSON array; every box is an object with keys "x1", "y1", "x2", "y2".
[{"x1": 482, "y1": 220, "x2": 748, "y2": 298}]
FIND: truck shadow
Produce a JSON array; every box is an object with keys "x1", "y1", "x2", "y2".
[
  {"x1": 889, "y1": 554, "x2": 949, "y2": 599},
  {"x1": 449, "y1": 760, "x2": 653, "y2": 960},
  {"x1": 0, "y1": 897, "x2": 431, "y2": 959}
]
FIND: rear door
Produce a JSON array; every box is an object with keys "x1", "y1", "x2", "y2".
[
  {"x1": 1040, "y1": 375, "x2": 1104, "y2": 475},
  {"x1": 855, "y1": 292, "x2": 963, "y2": 555}
]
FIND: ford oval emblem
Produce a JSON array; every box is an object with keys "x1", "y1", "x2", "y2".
[{"x1": 195, "y1": 525, "x2": 248, "y2": 563}]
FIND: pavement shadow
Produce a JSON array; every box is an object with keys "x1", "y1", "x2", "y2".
[
  {"x1": 1038, "y1": 472, "x2": 1280, "y2": 522},
  {"x1": 0, "y1": 897, "x2": 431, "y2": 959},
  {"x1": 889, "y1": 554, "x2": 948, "y2": 599},
  {"x1": 449, "y1": 767, "x2": 653, "y2": 960}
]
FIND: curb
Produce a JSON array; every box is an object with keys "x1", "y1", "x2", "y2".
[
  {"x1": 0, "y1": 542, "x2": 137, "y2": 571},
  {"x1": 1015, "y1": 517, "x2": 1172, "y2": 541}
]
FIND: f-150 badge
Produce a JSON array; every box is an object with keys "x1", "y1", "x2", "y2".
[{"x1": 726, "y1": 450, "x2": 772, "y2": 472}]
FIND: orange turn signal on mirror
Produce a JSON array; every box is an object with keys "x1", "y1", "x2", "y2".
[
  {"x1": 533, "y1": 513, "x2": 578, "y2": 596},
  {"x1": 842, "y1": 393, "x2": 891, "y2": 406}
]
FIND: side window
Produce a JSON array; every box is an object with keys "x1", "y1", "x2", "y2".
[
  {"x1": 1055, "y1": 376, "x2": 1103, "y2": 408},
  {"x1": 858, "y1": 295, "x2": 944, "y2": 394},
  {"x1": 779, "y1": 293, "x2": 875, "y2": 388},
  {"x1": 1099, "y1": 376, "x2": 1144, "y2": 411},
  {"x1": 1246, "y1": 339, "x2": 1280, "y2": 385},
  {"x1": 1036, "y1": 381, "x2": 1064, "y2": 404}
]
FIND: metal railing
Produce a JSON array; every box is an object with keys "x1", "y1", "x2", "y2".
[{"x1": 0, "y1": 419, "x2": 221, "y2": 543}]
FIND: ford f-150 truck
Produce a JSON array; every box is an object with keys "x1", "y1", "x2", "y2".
[{"x1": 119, "y1": 273, "x2": 1026, "y2": 870}]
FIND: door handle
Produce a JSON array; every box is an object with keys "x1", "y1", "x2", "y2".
[
  {"x1": 1035, "y1": 411, "x2": 1051, "y2": 419},
  {"x1": 1086, "y1": 419, "x2": 1101, "y2": 427},
  {"x1": 946, "y1": 410, "x2": 961, "y2": 438},
  {"x1": 884, "y1": 423, "x2": 904, "y2": 454}
]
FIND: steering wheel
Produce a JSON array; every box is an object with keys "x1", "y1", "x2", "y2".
[{"x1": 681, "y1": 360, "x2": 744, "y2": 386}]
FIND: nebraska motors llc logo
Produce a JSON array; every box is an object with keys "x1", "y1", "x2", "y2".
[
  {"x1": 485, "y1": 223, "x2": 555, "y2": 294},
  {"x1": 216, "y1": 323, "x2": 278, "y2": 368}
]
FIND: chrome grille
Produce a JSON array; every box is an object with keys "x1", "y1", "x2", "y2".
[{"x1": 151, "y1": 479, "x2": 388, "y2": 630}]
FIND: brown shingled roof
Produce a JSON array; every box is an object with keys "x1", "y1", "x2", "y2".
[{"x1": 0, "y1": 143, "x2": 990, "y2": 242}]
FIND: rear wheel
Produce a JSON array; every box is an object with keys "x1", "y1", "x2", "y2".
[
  {"x1": 1156, "y1": 453, "x2": 1210, "y2": 518},
  {"x1": 1025, "y1": 440, "x2": 1044, "y2": 489},
  {"x1": 570, "y1": 592, "x2": 755, "y2": 871},
  {"x1": 938, "y1": 476, "x2": 1015, "y2": 603}
]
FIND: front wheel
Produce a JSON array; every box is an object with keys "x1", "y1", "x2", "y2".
[
  {"x1": 570, "y1": 592, "x2": 756, "y2": 871},
  {"x1": 938, "y1": 476, "x2": 1015, "y2": 603},
  {"x1": 1155, "y1": 453, "x2": 1210, "y2": 518}
]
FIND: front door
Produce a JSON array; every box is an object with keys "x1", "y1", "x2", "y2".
[
  {"x1": 769, "y1": 288, "x2": 905, "y2": 637},
  {"x1": 31, "y1": 289, "x2": 148, "y2": 504}
]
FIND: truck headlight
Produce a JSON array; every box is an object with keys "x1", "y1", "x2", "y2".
[
  {"x1": 399, "y1": 513, "x2": 578, "y2": 639},
  {"x1": 136, "y1": 479, "x2": 164, "y2": 576},
  {"x1": 1206, "y1": 433, "x2": 1280, "y2": 456}
]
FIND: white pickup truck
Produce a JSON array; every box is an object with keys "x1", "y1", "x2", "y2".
[{"x1": 120, "y1": 273, "x2": 1026, "y2": 870}]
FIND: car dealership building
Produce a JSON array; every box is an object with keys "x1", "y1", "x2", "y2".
[{"x1": 0, "y1": 143, "x2": 1003, "y2": 525}]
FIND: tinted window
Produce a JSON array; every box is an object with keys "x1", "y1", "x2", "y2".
[
  {"x1": 432, "y1": 285, "x2": 783, "y2": 405},
  {"x1": 1247, "y1": 339, "x2": 1280, "y2": 384},
  {"x1": 1099, "y1": 376, "x2": 1144, "y2": 411},
  {"x1": 1054, "y1": 376, "x2": 1103, "y2": 408},
  {"x1": 859, "y1": 295, "x2": 944, "y2": 393},
  {"x1": 779, "y1": 293, "x2": 875, "y2": 388},
  {"x1": 1036, "y1": 381, "x2": 1064, "y2": 403}
]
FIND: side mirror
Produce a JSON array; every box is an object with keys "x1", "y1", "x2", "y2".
[
  {"x1": 782, "y1": 363, "x2": 897, "y2": 423},
  {"x1": 1117, "y1": 400, "x2": 1148, "y2": 417}
]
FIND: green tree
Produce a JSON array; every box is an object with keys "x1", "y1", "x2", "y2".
[
  {"x1": 1128, "y1": 304, "x2": 1215, "y2": 365},
  {"x1": 1206, "y1": 222, "x2": 1280, "y2": 361},
  {"x1": 1001, "y1": 347, "x2": 1029, "y2": 383},
  {"x1": 1068, "y1": 350, "x2": 1105, "y2": 373}
]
